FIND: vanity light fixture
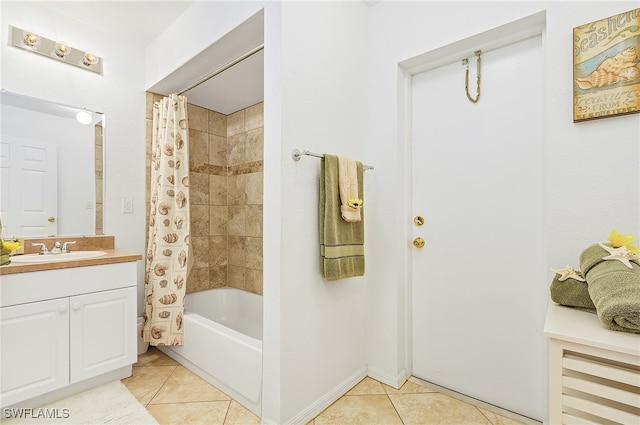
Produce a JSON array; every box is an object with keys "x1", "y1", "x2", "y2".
[{"x1": 9, "y1": 25, "x2": 103, "y2": 75}]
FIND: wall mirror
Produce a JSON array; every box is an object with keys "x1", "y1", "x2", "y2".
[{"x1": 0, "y1": 90, "x2": 104, "y2": 238}]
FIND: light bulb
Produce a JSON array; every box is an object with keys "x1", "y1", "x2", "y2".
[
  {"x1": 82, "y1": 52, "x2": 99, "y2": 66},
  {"x1": 23, "y1": 32, "x2": 39, "y2": 47},
  {"x1": 55, "y1": 41, "x2": 70, "y2": 58},
  {"x1": 76, "y1": 110, "x2": 92, "y2": 125}
]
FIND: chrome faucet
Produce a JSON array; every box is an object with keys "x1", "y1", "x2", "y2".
[
  {"x1": 50, "y1": 241, "x2": 62, "y2": 254},
  {"x1": 62, "y1": 241, "x2": 76, "y2": 253},
  {"x1": 31, "y1": 243, "x2": 49, "y2": 255}
]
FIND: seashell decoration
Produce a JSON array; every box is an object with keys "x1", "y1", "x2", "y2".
[
  {"x1": 168, "y1": 160, "x2": 175, "y2": 168},
  {"x1": 174, "y1": 275, "x2": 184, "y2": 289},
  {"x1": 151, "y1": 325, "x2": 166, "y2": 339},
  {"x1": 575, "y1": 47, "x2": 640, "y2": 90},
  {"x1": 179, "y1": 119, "x2": 187, "y2": 130},
  {"x1": 178, "y1": 250, "x2": 187, "y2": 268},
  {"x1": 158, "y1": 311, "x2": 171, "y2": 319},
  {"x1": 163, "y1": 233, "x2": 178, "y2": 243},
  {"x1": 176, "y1": 312, "x2": 183, "y2": 330},
  {"x1": 158, "y1": 293, "x2": 178, "y2": 304},
  {"x1": 175, "y1": 133, "x2": 184, "y2": 149},
  {"x1": 176, "y1": 191, "x2": 187, "y2": 208},
  {"x1": 166, "y1": 189, "x2": 175, "y2": 197},
  {"x1": 181, "y1": 176, "x2": 189, "y2": 187},
  {"x1": 175, "y1": 159, "x2": 181, "y2": 170},
  {"x1": 154, "y1": 263, "x2": 168, "y2": 276},
  {"x1": 163, "y1": 144, "x2": 174, "y2": 156},
  {"x1": 163, "y1": 218, "x2": 171, "y2": 227},
  {"x1": 162, "y1": 249, "x2": 172, "y2": 256},
  {"x1": 158, "y1": 202, "x2": 171, "y2": 215},
  {"x1": 159, "y1": 279, "x2": 168, "y2": 288},
  {"x1": 174, "y1": 216, "x2": 184, "y2": 229},
  {"x1": 167, "y1": 175, "x2": 175, "y2": 185}
]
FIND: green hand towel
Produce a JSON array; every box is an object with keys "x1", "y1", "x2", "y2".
[
  {"x1": 579, "y1": 243, "x2": 640, "y2": 333},
  {"x1": 549, "y1": 275, "x2": 596, "y2": 314},
  {"x1": 319, "y1": 154, "x2": 365, "y2": 281}
]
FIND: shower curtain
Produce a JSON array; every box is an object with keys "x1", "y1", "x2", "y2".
[{"x1": 143, "y1": 94, "x2": 191, "y2": 346}]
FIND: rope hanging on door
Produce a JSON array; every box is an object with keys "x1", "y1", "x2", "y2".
[{"x1": 463, "y1": 50, "x2": 482, "y2": 103}]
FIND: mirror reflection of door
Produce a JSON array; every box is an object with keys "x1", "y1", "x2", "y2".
[{"x1": 0, "y1": 136, "x2": 58, "y2": 237}]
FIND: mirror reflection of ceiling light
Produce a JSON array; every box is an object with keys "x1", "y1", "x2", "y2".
[
  {"x1": 76, "y1": 110, "x2": 93, "y2": 125},
  {"x1": 10, "y1": 26, "x2": 103, "y2": 75}
]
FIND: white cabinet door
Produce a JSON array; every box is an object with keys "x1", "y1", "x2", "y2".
[
  {"x1": 69, "y1": 287, "x2": 136, "y2": 383},
  {"x1": 0, "y1": 298, "x2": 69, "y2": 407}
]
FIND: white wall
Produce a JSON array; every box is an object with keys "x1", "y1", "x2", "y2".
[
  {"x1": 365, "y1": 0, "x2": 640, "y2": 413},
  {"x1": 275, "y1": 2, "x2": 370, "y2": 422},
  {"x1": 1, "y1": 105, "x2": 95, "y2": 236},
  {"x1": 1, "y1": 1, "x2": 148, "y2": 307}
]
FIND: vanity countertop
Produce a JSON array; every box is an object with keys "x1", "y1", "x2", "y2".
[{"x1": 0, "y1": 250, "x2": 142, "y2": 275}]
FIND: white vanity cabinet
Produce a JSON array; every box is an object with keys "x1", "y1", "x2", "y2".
[
  {"x1": 0, "y1": 261, "x2": 138, "y2": 408},
  {"x1": 1, "y1": 297, "x2": 70, "y2": 406}
]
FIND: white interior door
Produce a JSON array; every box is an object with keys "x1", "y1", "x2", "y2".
[
  {"x1": 411, "y1": 35, "x2": 546, "y2": 421},
  {"x1": 0, "y1": 137, "x2": 57, "y2": 237}
]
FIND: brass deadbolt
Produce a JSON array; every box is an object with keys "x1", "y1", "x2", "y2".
[
  {"x1": 414, "y1": 216, "x2": 425, "y2": 226},
  {"x1": 413, "y1": 237, "x2": 425, "y2": 248},
  {"x1": 48, "y1": 216, "x2": 56, "y2": 223}
]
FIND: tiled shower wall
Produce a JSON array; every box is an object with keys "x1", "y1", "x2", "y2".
[{"x1": 145, "y1": 93, "x2": 263, "y2": 295}]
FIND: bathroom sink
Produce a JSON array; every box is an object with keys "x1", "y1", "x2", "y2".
[{"x1": 10, "y1": 251, "x2": 107, "y2": 263}]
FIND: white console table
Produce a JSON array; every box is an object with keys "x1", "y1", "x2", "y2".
[{"x1": 544, "y1": 303, "x2": 640, "y2": 424}]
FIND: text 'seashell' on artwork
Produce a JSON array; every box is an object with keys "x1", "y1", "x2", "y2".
[{"x1": 573, "y1": 8, "x2": 640, "y2": 122}]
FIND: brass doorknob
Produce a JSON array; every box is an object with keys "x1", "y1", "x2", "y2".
[
  {"x1": 48, "y1": 216, "x2": 56, "y2": 223},
  {"x1": 413, "y1": 237, "x2": 425, "y2": 248}
]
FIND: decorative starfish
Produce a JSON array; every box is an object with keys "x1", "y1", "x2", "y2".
[
  {"x1": 599, "y1": 243, "x2": 640, "y2": 269},
  {"x1": 551, "y1": 265, "x2": 585, "y2": 282}
]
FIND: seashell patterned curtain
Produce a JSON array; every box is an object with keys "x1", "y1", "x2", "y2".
[{"x1": 143, "y1": 94, "x2": 190, "y2": 346}]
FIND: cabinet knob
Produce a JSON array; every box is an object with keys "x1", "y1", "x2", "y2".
[
  {"x1": 58, "y1": 304, "x2": 68, "y2": 313},
  {"x1": 72, "y1": 302, "x2": 82, "y2": 310}
]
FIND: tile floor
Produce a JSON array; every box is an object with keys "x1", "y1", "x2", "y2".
[{"x1": 122, "y1": 347, "x2": 530, "y2": 425}]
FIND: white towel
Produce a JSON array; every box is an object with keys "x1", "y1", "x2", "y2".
[{"x1": 337, "y1": 155, "x2": 361, "y2": 222}]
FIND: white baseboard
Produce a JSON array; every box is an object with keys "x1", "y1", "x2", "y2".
[
  {"x1": 366, "y1": 366, "x2": 407, "y2": 389},
  {"x1": 273, "y1": 366, "x2": 367, "y2": 425}
]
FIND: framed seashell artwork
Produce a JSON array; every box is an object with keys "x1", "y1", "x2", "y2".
[{"x1": 573, "y1": 8, "x2": 640, "y2": 122}]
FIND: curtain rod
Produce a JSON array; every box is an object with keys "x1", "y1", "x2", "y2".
[
  {"x1": 178, "y1": 43, "x2": 264, "y2": 95},
  {"x1": 292, "y1": 148, "x2": 374, "y2": 170}
]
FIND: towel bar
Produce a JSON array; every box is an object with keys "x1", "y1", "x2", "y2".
[{"x1": 291, "y1": 149, "x2": 374, "y2": 170}]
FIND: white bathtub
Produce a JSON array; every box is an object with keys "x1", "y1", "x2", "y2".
[{"x1": 159, "y1": 288, "x2": 263, "y2": 416}]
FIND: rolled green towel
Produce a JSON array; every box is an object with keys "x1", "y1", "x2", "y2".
[
  {"x1": 550, "y1": 274, "x2": 596, "y2": 314},
  {"x1": 579, "y1": 243, "x2": 640, "y2": 333}
]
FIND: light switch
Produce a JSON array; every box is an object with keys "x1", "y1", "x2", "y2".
[{"x1": 122, "y1": 197, "x2": 133, "y2": 213}]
